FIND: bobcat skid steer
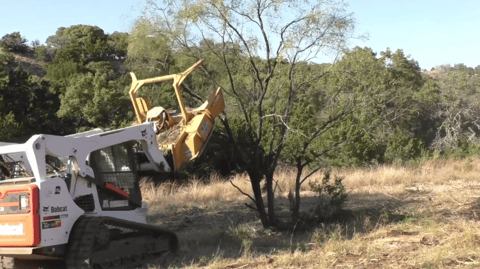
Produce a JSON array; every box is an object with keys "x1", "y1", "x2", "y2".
[{"x1": 0, "y1": 123, "x2": 177, "y2": 268}]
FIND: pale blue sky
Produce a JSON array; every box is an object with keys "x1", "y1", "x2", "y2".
[{"x1": 1, "y1": 0, "x2": 478, "y2": 70}]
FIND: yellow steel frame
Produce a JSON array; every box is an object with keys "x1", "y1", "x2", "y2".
[
  {"x1": 129, "y1": 59, "x2": 205, "y2": 124},
  {"x1": 127, "y1": 60, "x2": 225, "y2": 172}
]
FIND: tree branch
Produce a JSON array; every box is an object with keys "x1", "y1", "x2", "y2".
[{"x1": 230, "y1": 180, "x2": 256, "y2": 204}]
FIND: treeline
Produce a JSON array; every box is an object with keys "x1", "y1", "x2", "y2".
[{"x1": 1, "y1": 25, "x2": 480, "y2": 175}]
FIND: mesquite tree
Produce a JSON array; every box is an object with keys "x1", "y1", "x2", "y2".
[{"x1": 139, "y1": 0, "x2": 356, "y2": 227}]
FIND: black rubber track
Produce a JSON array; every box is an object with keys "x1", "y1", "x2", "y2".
[{"x1": 65, "y1": 215, "x2": 178, "y2": 269}]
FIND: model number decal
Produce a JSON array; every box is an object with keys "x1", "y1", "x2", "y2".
[
  {"x1": 43, "y1": 214, "x2": 68, "y2": 221},
  {"x1": 42, "y1": 220, "x2": 61, "y2": 229}
]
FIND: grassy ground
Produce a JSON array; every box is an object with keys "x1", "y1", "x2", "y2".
[{"x1": 143, "y1": 158, "x2": 480, "y2": 268}]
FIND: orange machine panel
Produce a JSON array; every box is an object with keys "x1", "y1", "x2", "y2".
[{"x1": 0, "y1": 184, "x2": 40, "y2": 246}]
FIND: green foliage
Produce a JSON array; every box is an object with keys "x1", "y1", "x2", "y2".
[
  {"x1": 0, "y1": 32, "x2": 28, "y2": 53},
  {"x1": 46, "y1": 25, "x2": 109, "y2": 62},
  {"x1": 45, "y1": 59, "x2": 86, "y2": 90},
  {"x1": 127, "y1": 19, "x2": 172, "y2": 66},
  {"x1": 0, "y1": 112, "x2": 20, "y2": 141},
  {"x1": 441, "y1": 136, "x2": 480, "y2": 159},
  {"x1": 0, "y1": 66, "x2": 61, "y2": 140},
  {"x1": 107, "y1": 32, "x2": 128, "y2": 57},
  {"x1": 0, "y1": 50, "x2": 14, "y2": 65},
  {"x1": 430, "y1": 64, "x2": 480, "y2": 152},
  {"x1": 385, "y1": 129, "x2": 424, "y2": 163},
  {"x1": 322, "y1": 118, "x2": 381, "y2": 167},
  {"x1": 57, "y1": 72, "x2": 131, "y2": 128},
  {"x1": 34, "y1": 46, "x2": 47, "y2": 61},
  {"x1": 309, "y1": 170, "x2": 348, "y2": 203},
  {"x1": 298, "y1": 47, "x2": 438, "y2": 167},
  {"x1": 40, "y1": 25, "x2": 135, "y2": 132},
  {"x1": 34, "y1": 45, "x2": 55, "y2": 62},
  {"x1": 0, "y1": 62, "x2": 19, "y2": 141},
  {"x1": 309, "y1": 170, "x2": 348, "y2": 222},
  {"x1": 85, "y1": 61, "x2": 114, "y2": 77}
]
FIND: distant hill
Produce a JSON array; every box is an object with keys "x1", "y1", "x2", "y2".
[
  {"x1": 0, "y1": 47, "x2": 46, "y2": 77},
  {"x1": 0, "y1": 47, "x2": 125, "y2": 78}
]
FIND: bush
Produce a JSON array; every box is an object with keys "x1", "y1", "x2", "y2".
[
  {"x1": 0, "y1": 50, "x2": 14, "y2": 65},
  {"x1": 385, "y1": 129, "x2": 424, "y2": 163},
  {"x1": 34, "y1": 46, "x2": 54, "y2": 62},
  {"x1": 309, "y1": 170, "x2": 348, "y2": 222},
  {"x1": 0, "y1": 32, "x2": 28, "y2": 53}
]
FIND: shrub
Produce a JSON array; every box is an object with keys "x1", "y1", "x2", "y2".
[
  {"x1": 34, "y1": 46, "x2": 54, "y2": 62},
  {"x1": 0, "y1": 50, "x2": 14, "y2": 65},
  {"x1": 309, "y1": 170, "x2": 348, "y2": 222},
  {"x1": 0, "y1": 32, "x2": 28, "y2": 53}
]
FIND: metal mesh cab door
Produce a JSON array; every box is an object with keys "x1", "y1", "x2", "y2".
[{"x1": 89, "y1": 142, "x2": 142, "y2": 210}]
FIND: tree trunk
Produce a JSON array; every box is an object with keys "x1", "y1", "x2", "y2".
[
  {"x1": 219, "y1": 115, "x2": 270, "y2": 227},
  {"x1": 247, "y1": 169, "x2": 269, "y2": 227},
  {"x1": 265, "y1": 173, "x2": 277, "y2": 227},
  {"x1": 292, "y1": 165, "x2": 303, "y2": 222}
]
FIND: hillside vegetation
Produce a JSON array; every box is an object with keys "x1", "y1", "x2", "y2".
[{"x1": 2, "y1": 27, "x2": 480, "y2": 169}]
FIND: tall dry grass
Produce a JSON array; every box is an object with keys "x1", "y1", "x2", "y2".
[
  {"x1": 337, "y1": 158, "x2": 480, "y2": 193},
  {"x1": 142, "y1": 158, "x2": 480, "y2": 213},
  {"x1": 145, "y1": 158, "x2": 480, "y2": 268}
]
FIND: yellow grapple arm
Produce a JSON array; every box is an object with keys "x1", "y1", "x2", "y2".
[{"x1": 128, "y1": 60, "x2": 225, "y2": 172}]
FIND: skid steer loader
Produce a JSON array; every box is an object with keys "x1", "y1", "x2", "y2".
[
  {"x1": 0, "y1": 60, "x2": 223, "y2": 268},
  {"x1": 0, "y1": 123, "x2": 178, "y2": 268},
  {"x1": 0, "y1": 61, "x2": 224, "y2": 269}
]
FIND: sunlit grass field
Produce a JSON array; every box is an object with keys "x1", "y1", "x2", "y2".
[{"x1": 142, "y1": 158, "x2": 480, "y2": 268}]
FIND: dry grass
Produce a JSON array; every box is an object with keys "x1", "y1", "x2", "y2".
[
  {"x1": 143, "y1": 158, "x2": 480, "y2": 268},
  {"x1": 143, "y1": 158, "x2": 480, "y2": 213},
  {"x1": 141, "y1": 173, "x2": 249, "y2": 213}
]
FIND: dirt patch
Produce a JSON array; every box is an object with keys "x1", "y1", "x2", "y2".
[{"x1": 3, "y1": 50, "x2": 46, "y2": 76}]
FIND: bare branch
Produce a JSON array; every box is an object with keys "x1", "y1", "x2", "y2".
[
  {"x1": 273, "y1": 178, "x2": 283, "y2": 194},
  {"x1": 245, "y1": 203, "x2": 259, "y2": 213},
  {"x1": 262, "y1": 114, "x2": 308, "y2": 138},
  {"x1": 230, "y1": 180, "x2": 256, "y2": 204}
]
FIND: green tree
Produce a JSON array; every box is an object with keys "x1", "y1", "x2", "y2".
[
  {"x1": 140, "y1": 0, "x2": 356, "y2": 227},
  {"x1": 316, "y1": 47, "x2": 437, "y2": 165},
  {"x1": 107, "y1": 31, "x2": 129, "y2": 58},
  {"x1": 43, "y1": 25, "x2": 132, "y2": 132},
  {"x1": 0, "y1": 32, "x2": 28, "y2": 53},
  {"x1": 0, "y1": 56, "x2": 20, "y2": 141},
  {"x1": 46, "y1": 25, "x2": 109, "y2": 62},
  {"x1": 57, "y1": 72, "x2": 131, "y2": 128},
  {"x1": 430, "y1": 64, "x2": 480, "y2": 151},
  {"x1": 45, "y1": 59, "x2": 86, "y2": 90},
  {"x1": 125, "y1": 18, "x2": 183, "y2": 109},
  {"x1": 0, "y1": 66, "x2": 61, "y2": 140}
]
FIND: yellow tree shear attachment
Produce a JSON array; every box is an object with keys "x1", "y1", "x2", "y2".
[{"x1": 129, "y1": 60, "x2": 225, "y2": 172}]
